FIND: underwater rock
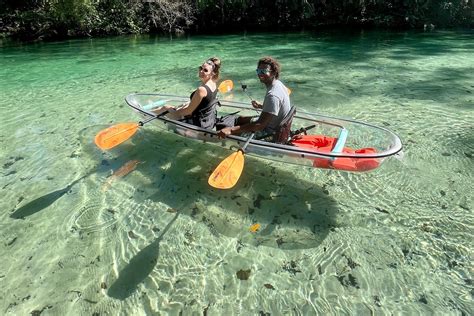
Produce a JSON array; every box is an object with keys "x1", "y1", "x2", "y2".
[
  {"x1": 236, "y1": 269, "x2": 251, "y2": 280},
  {"x1": 128, "y1": 231, "x2": 138, "y2": 239},
  {"x1": 418, "y1": 295, "x2": 428, "y2": 304},
  {"x1": 3, "y1": 156, "x2": 24, "y2": 169},
  {"x1": 343, "y1": 255, "x2": 359, "y2": 269},
  {"x1": 336, "y1": 273, "x2": 360, "y2": 289},
  {"x1": 83, "y1": 298, "x2": 98, "y2": 304},
  {"x1": 459, "y1": 202, "x2": 469, "y2": 211},
  {"x1": 374, "y1": 295, "x2": 382, "y2": 307},
  {"x1": 3, "y1": 162, "x2": 13, "y2": 169},
  {"x1": 276, "y1": 237, "x2": 285, "y2": 247},
  {"x1": 202, "y1": 216, "x2": 218, "y2": 236},
  {"x1": 6, "y1": 237, "x2": 17, "y2": 246},
  {"x1": 375, "y1": 207, "x2": 389, "y2": 214},
  {"x1": 282, "y1": 260, "x2": 301, "y2": 275},
  {"x1": 31, "y1": 305, "x2": 53, "y2": 315},
  {"x1": 254, "y1": 194, "x2": 265, "y2": 208},
  {"x1": 191, "y1": 206, "x2": 201, "y2": 218},
  {"x1": 236, "y1": 240, "x2": 244, "y2": 253}
]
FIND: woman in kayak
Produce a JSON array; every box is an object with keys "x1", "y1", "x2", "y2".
[{"x1": 153, "y1": 57, "x2": 221, "y2": 129}]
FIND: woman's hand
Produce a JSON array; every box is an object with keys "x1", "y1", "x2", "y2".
[
  {"x1": 251, "y1": 100, "x2": 263, "y2": 109},
  {"x1": 153, "y1": 105, "x2": 175, "y2": 115},
  {"x1": 164, "y1": 105, "x2": 177, "y2": 112}
]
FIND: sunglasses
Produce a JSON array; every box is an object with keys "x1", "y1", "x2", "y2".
[
  {"x1": 256, "y1": 68, "x2": 271, "y2": 75},
  {"x1": 199, "y1": 66, "x2": 211, "y2": 74}
]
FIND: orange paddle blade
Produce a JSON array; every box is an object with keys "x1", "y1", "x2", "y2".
[
  {"x1": 218, "y1": 80, "x2": 234, "y2": 94},
  {"x1": 94, "y1": 122, "x2": 139, "y2": 150},
  {"x1": 208, "y1": 150, "x2": 245, "y2": 189}
]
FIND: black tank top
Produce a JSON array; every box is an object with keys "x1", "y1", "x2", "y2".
[{"x1": 186, "y1": 85, "x2": 218, "y2": 129}]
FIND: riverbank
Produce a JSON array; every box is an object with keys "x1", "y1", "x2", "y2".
[{"x1": 1, "y1": 0, "x2": 472, "y2": 43}]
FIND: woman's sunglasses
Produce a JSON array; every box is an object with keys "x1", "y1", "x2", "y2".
[{"x1": 199, "y1": 66, "x2": 211, "y2": 74}]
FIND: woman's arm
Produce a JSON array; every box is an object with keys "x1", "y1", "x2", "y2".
[{"x1": 173, "y1": 86, "x2": 207, "y2": 117}]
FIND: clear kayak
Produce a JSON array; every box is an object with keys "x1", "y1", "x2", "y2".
[{"x1": 125, "y1": 93, "x2": 402, "y2": 172}]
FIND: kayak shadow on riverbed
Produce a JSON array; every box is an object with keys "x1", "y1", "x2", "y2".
[
  {"x1": 133, "y1": 129, "x2": 340, "y2": 251},
  {"x1": 104, "y1": 129, "x2": 340, "y2": 300}
]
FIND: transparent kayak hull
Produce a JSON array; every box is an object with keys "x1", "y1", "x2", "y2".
[{"x1": 125, "y1": 93, "x2": 403, "y2": 172}]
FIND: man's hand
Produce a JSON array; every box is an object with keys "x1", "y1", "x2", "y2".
[
  {"x1": 251, "y1": 100, "x2": 263, "y2": 109},
  {"x1": 217, "y1": 127, "x2": 232, "y2": 138}
]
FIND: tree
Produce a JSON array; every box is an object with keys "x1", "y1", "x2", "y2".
[{"x1": 146, "y1": 0, "x2": 195, "y2": 34}]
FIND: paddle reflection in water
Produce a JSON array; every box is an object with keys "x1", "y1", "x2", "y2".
[
  {"x1": 102, "y1": 159, "x2": 142, "y2": 192},
  {"x1": 107, "y1": 212, "x2": 179, "y2": 300}
]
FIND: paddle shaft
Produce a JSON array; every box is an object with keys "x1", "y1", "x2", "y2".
[
  {"x1": 102, "y1": 111, "x2": 169, "y2": 142},
  {"x1": 239, "y1": 133, "x2": 255, "y2": 153},
  {"x1": 139, "y1": 111, "x2": 169, "y2": 126}
]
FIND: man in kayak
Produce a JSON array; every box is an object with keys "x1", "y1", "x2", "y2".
[
  {"x1": 217, "y1": 56, "x2": 291, "y2": 141},
  {"x1": 153, "y1": 57, "x2": 221, "y2": 129}
]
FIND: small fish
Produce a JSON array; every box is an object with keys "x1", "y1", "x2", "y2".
[
  {"x1": 102, "y1": 160, "x2": 141, "y2": 192},
  {"x1": 249, "y1": 223, "x2": 261, "y2": 233}
]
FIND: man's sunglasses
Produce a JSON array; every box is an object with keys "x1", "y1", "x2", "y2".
[{"x1": 256, "y1": 68, "x2": 271, "y2": 75}]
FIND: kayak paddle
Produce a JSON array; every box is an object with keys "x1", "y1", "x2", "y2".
[
  {"x1": 218, "y1": 79, "x2": 234, "y2": 94},
  {"x1": 94, "y1": 111, "x2": 168, "y2": 150},
  {"x1": 208, "y1": 133, "x2": 255, "y2": 189}
]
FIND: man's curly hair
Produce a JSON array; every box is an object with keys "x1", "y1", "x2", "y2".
[{"x1": 258, "y1": 56, "x2": 281, "y2": 79}]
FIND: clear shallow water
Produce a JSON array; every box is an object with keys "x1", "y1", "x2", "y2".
[{"x1": 1, "y1": 30, "x2": 473, "y2": 315}]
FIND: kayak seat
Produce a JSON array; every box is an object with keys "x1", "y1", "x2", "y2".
[{"x1": 273, "y1": 106, "x2": 296, "y2": 144}]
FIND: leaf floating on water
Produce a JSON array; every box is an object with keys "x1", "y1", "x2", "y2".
[
  {"x1": 100, "y1": 282, "x2": 107, "y2": 289},
  {"x1": 249, "y1": 223, "x2": 261, "y2": 233},
  {"x1": 167, "y1": 208, "x2": 177, "y2": 213},
  {"x1": 236, "y1": 269, "x2": 251, "y2": 280}
]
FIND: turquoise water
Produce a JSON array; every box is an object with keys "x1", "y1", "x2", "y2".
[{"x1": 1, "y1": 30, "x2": 472, "y2": 315}]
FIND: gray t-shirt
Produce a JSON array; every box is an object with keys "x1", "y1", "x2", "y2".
[{"x1": 261, "y1": 79, "x2": 291, "y2": 132}]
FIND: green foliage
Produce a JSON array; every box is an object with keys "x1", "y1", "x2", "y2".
[{"x1": 0, "y1": 0, "x2": 472, "y2": 41}]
